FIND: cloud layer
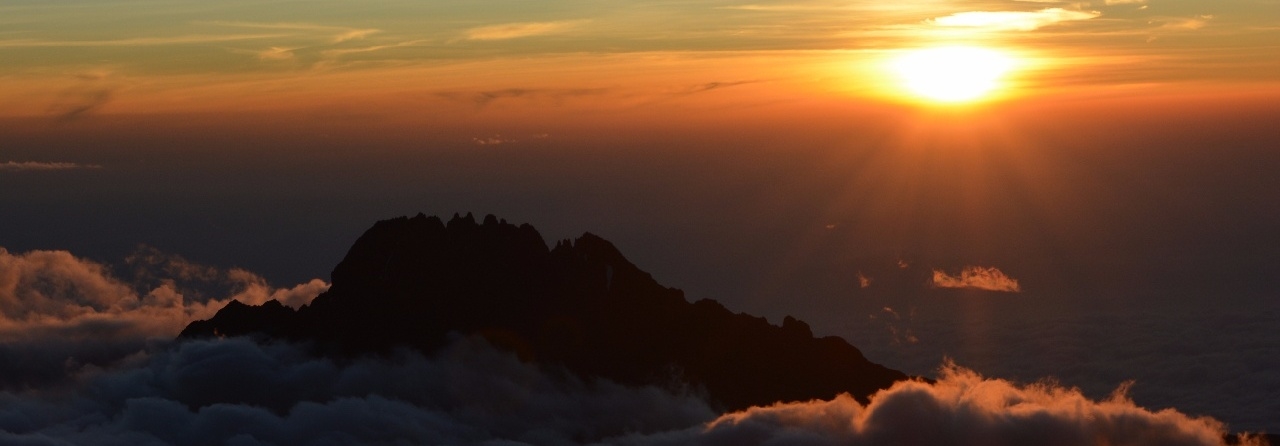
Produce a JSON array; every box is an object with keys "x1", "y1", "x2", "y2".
[
  {"x1": 1, "y1": 335, "x2": 1262, "y2": 446},
  {"x1": 0, "y1": 246, "x2": 327, "y2": 388},
  {"x1": 0, "y1": 337, "x2": 715, "y2": 446},
  {"x1": 0, "y1": 247, "x2": 1266, "y2": 444},
  {"x1": 615, "y1": 363, "x2": 1262, "y2": 446}
]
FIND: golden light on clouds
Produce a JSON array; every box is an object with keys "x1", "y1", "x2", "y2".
[
  {"x1": 927, "y1": 8, "x2": 1101, "y2": 32},
  {"x1": 889, "y1": 47, "x2": 1016, "y2": 103},
  {"x1": 932, "y1": 266, "x2": 1021, "y2": 293}
]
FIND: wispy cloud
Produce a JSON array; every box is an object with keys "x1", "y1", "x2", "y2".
[
  {"x1": 465, "y1": 21, "x2": 585, "y2": 41},
  {"x1": 473, "y1": 135, "x2": 516, "y2": 146},
  {"x1": 931, "y1": 266, "x2": 1022, "y2": 292},
  {"x1": 205, "y1": 21, "x2": 380, "y2": 43},
  {"x1": 436, "y1": 87, "x2": 611, "y2": 107},
  {"x1": 321, "y1": 40, "x2": 427, "y2": 58},
  {"x1": 928, "y1": 8, "x2": 1101, "y2": 31},
  {"x1": 0, "y1": 34, "x2": 285, "y2": 48},
  {"x1": 1159, "y1": 15, "x2": 1214, "y2": 31},
  {"x1": 0, "y1": 161, "x2": 102, "y2": 171}
]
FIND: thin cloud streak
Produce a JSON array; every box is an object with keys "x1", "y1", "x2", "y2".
[
  {"x1": 204, "y1": 21, "x2": 380, "y2": 43},
  {"x1": 0, "y1": 34, "x2": 287, "y2": 47},
  {"x1": 465, "y1": 21, "x2": 585, "y2": 41},
  {"x1": 928, "y1": 8, "x2": 1102, "y2": 32},
  {"x1": 0, "y1": 161, "x2": 102, "y2": 171}
]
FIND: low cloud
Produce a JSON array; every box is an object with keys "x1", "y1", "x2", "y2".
[
  {"x1": 928, "y1": 8, "x2": 1101, "y2": 31},
  {"x1": 0, "y1": 161, "x2": 102, "y2": 171},
  {"x1": 613, "y1": 363, "x2": 1262, "y2": 446},
  {"x1": 931, "y1": 266, "x2": 1022, "y2": 292},
  {"x1": 0, "y1": 246, "x2": 1268, "y2": 444},
  {"x1": 0, "y1": 337, "x2": 714, "y2": 445},
  {"x1": 465, "y1": 21, "x2": 585, "y2": 41},
  {"x1": 0, "y1": 246, "x2": 327, "y2": 387}
]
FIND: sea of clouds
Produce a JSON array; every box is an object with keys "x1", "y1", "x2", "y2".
[{"x1": 0, "y1": 247, "x2": 1268, "y2": 445}]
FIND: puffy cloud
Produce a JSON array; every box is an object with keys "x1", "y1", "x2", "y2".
[
  {"x1": 928, "y1": 8, "x2": 1101, "y2": 31},
  {"x1": 612, "y1": 364, "x2": 1262, "y2": 446},
  {"x1": 931, "y1": 266, "x2": 1022, "y2": 292},
  {"x1": 0, "y1": 246, "x2": 327, "y2": 388}
]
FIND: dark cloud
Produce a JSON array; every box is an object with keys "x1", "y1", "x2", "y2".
[
  {"x1": 678, "y1": 80, "x2": 760, "y2": 95},
  {"x1": 49, "y1": 88, "x2": 114, "y2": 122},
  {"x1": 0, "y1": 337, "x2": 715, "y2": 446},
  {"x1": 3, "y1": 336, "x2": 1260, "y2": 446},
  {"x1": 436, "y1": 88, "x2": 611, "y2": 107}
]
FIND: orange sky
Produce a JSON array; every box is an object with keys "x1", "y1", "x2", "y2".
[{"x1": 3, "y1": 0, "x2": 1278, "y2": 123}]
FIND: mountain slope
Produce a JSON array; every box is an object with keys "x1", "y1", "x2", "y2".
[{"x1": 180, "y1": 213, "x2": 910, "y2": 410}]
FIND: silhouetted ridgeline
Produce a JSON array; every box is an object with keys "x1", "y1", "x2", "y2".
[{"x1": 180, "y1": 213, "x2": 909, "y2": 410}]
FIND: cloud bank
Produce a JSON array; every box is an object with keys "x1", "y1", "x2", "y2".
[
  {"x1": 931, "y1": 266, "x2": 1022, "y2": 292},
  {"x1": 0, "y1": 337, "x2": 715, "y2": 446},
  {"x1": 0, "y1": 246, "x2": 327, "y2": 388},
  {"x1": 1, "y1": 336, "x2": 1262, "y2": 446},
  {"x1": 613, "y1": 363, "x2": 1263, "y2": 446},
  {"x1": 0, "y1": 247, "x2": 1264, "y2": 445}
]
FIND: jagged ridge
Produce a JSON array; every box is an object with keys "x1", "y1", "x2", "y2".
[{"x1": 180, "y1": 213, "x2": 910, "y2": 410}]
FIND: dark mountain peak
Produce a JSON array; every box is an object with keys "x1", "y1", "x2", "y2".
[{"x1": 181, "y1": 214, "x2": 909, "y2": 410}]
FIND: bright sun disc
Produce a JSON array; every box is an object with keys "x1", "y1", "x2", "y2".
[{"x1": 891, "y1": 46, "x2": 1014, "y2": 103}]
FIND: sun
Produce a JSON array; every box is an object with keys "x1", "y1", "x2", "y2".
[{"x1": 890, "y1": 46, "x2": 1015, "y2": 103}]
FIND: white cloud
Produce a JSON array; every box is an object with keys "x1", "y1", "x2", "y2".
[{"x1": 928, "y1": 8, "x2": 1101, "y2": 31}]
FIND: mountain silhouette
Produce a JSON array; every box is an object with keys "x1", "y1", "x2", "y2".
[{"x1": 180, "y1": 213, "x2": 910, "y2": 410}]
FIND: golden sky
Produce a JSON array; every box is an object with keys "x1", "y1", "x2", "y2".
[{"x1": 3, "y1": 0, "x2": 1278, "y2": 119}]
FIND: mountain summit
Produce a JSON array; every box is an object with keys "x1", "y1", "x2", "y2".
[{"x1": 180, "y1": 213, "x2": 910, "y2": 410}]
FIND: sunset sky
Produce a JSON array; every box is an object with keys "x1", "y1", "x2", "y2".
[
  {"x1": 2, "y1": 0, "x2": 1279, "y2": 441},
  {"x1": 3, "y1": 0, "x2": 1279, "y2": 117}
]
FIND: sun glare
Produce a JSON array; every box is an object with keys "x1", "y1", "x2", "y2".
[{"x1": 891, "y1": 46, "x2": 1015, "y2": 103}]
